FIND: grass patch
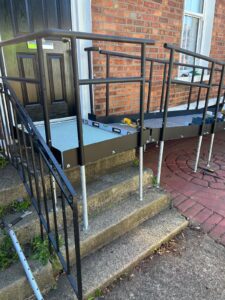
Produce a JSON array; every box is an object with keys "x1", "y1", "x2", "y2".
[
  {"x1": 31, "y1": 235, "x2": 63, "y2": 267},
  {"x1": 0, "y1": 197, "x2": 31, "y2": 218},
  {"x1": 0, "y1": 234, "x2": 18, "y2": 270},
  {"x1": 132, "y1": 158, "x2": 139, "y2": 167},
  {"x1": 88, "y1": 289, "x2": 103, "y2": 300},
  {"x1": 152, "y1": 175, "x2": 158, "y2": 187},
  {"x1": 0, "y1": 155, "x2": 8, "y2": 169},
  {"x1": 31, "y1": 236, "x2": 51, "y2": 265}
]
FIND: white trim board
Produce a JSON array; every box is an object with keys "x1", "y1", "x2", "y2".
[{"x1": 70, "y1": 0, "x2": 92, "y2": 119}]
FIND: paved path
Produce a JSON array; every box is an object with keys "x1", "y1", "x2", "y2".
[
  {"x1": 104, "y1": 228, "x2": 225, "y2": 300},
  {"x1": 144, "y1": 132, "x2": 225, "y2": 244}
]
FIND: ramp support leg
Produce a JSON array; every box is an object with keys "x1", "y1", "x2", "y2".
[
  {"x1": 194, "y1": 135, "x2": 203, "y2": 172},
  {"x1": 156, "y1": 141, "x2": 164, "y2": 188},
  {"x1": 139, "y1": 146, "x2": 143, "y2": 201},
  {"x1": 207, "y1": 133, "x2": 215, "y2": 168},
  {"x1": 8, "y1": 227, "x2": 44, "y2": 300},
  {"x1": 81, "y1": 165, "x2": 88, "y2": 230}
]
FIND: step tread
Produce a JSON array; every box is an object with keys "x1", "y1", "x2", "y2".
[
  {"x1": 46, "y1": 209, "x2": 188, "y2": 299},
  {"x1": 79, "y1": 188, "x2": 167, "y2": 242}
]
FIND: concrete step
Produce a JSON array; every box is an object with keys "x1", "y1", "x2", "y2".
[
  {"x1": 0, "y1": 260, "x2": 55, "y2": 300},
  {"x1": 46, "y1": 209, "x2": 188, "y2": 299},
  {"x1": 0, "y1": 149, "x2": 136, "y2": 208},
  {"x1": 0, "y1": 166, "x2": 152, "y2": 247},
  {"x1": 71, "y1": 188, "x2": 170, "y2": 261},
  {"x1": 0, "y1": 188, "x2": 169, "y2": 300}
]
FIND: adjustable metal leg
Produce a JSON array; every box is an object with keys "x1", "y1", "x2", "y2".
[
  {"x1": 194, "y1": 135, "x2": 203, "y2": 172},
  {"x1": 8, "y1": 226, "x2": 44, "y2": 300},
  {"x1": 156, "y1": 141, "x2": 164, "y2": 188},
  {"x1": 80, "y1": 165, "x2": 88, "y2": 230},
  {"x1": 139, "y1": 146, "x2": 143, "y2": 201},
  {"x1": 207, "y1": 133, "x2": 215, "y2": 168}
]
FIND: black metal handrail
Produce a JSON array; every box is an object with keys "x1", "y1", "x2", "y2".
[
  {"x1": 0, "y1": 80, "x2": 82, "y2": 299},
  {"x1": 85, "y1": 44, "x2": 223, "y2": 117},
  {"x1": 84, "y1": 46, "x2": 225, "y2": 117},
  {"x1": 0, "y1": 29, "x2": 156, "y2": 298}
]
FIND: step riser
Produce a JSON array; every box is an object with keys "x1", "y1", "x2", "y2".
[
  {"x1": 84, "y1": 219, "x2": 188, "y2": 299},
  {"x1": 66, "y1": 149, "x2": 136, "y2": 184},
  {"x1": 85, "y1": 171, "x2": 151, "y2": 216},
  {"x1": 0, "y1": 150, "x2": 136, "y2": 207}
]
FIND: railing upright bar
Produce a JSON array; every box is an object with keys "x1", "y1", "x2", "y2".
[
  {"x1": 0, "y1": 47, "x2": 12, "y2": 160},
  {"x1": 139, "y1": 43, "x2": 146, "y2": 202},
  {"x1": 156, "y1": 48, "x2": 175, "y2": 187},
  {"x1": 87, "y1": 50, "x2": 94, "y2": 115},
  {"x1": 160, "y1": 64, "x2": 167, "y2": 112},
  {"x1": 13, "y1": 107, "x2": 26, "y2": 182},
  {"x1": 38, "y1": 152, "x2": 52, "y2": 252},
  {"x1": 71, "y1": 36, "x2": 88, "y2": 232},
  {"x1": 194, "y1": 62, "x2": 215, "y2": 172},
  {"x1": 196, "y1": 68, "x2": 205, "y2": 109},
  {"x1": 4, "y1": 93, "x2": 17, "y2": 165},
  {"x1": 49, "y1": 173, "x2": 60, "y2": 251},
  {"x1": 106, "y1": 53, "x2": 110, "y2": 116},
  {"x1": 61, "y1": 192, "x2": 71, "y2": 274},
  {"x1": 147, "y1": 61, "x2": 154, "y2": 113},
  {"x1": 72, "y1": 198, "x2": 83, "y2": 300},
  {"x1": 207, "y1": 65, "x2": 225, "y2": 167},
  {"x1": 0, "y1": 91, "x2": 10, "y2": 157},
  {"x1": 187, "y1": 66, "x2": 195, "y2": 110},
  {"x1": 36, "y1": 39, "x2": 51, "y2": 147},
  {"x1": 29, "y1": 135, "x2": 44, "y2": 240},
  {"x1": 20, "y1": 122, "x2": 34, "y2": 196}
]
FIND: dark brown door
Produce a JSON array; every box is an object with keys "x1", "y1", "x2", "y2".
[{"x1": 0, "y1": 0, "x2": 75, "y2": 121}]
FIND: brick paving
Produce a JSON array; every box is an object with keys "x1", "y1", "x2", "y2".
[{"x1": 144, "y1": 132, "x2": 225, "y2": 244}]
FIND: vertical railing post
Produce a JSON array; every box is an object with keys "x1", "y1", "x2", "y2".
[
  {"x1": 146, "y1": 61, "x2": 154, "y2": 113},
  {"x1": 194, "y1": 62, "x2": 215, "y2": 172},
  {"x1": 139, "y1": 43, "x2": 146, "y2": 201},
  {"x1": 206, "y1": 65, "x2": 225, "y2": 167},
  {"x1": 156, "y1": 48, "x2": 174, "y2": 187},
  {"x1": 0, "y1": 46, "x2": 11, "y2": 160},
  {"x1": 160, "y1": 63, "x2": 167, "y2": 112},
  {"x1": 36, "y1": 39, "x2": 51, "y2": 146},
  {"x1": 36, "y1": 38, "x2": 59, "y2": 246},
  {"x1": 187, "y1": 65, "x2": 195, "y2": 110},
  {"x1": 106, "y1": 53, "x2": 110, "y2": 116},
  {"x1": 87, "y1": 49, "x2": 94, "y2": 115},
  {"x1": 196, "y1": 67, "x2": 205, "y2": 109},
  {"x1": 71, "y1": 36, "x2": 88, "y2": 231}
]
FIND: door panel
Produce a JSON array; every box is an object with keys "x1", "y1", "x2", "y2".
[{"x1": 0, "y1": 0, "x2": 74, "y2": 121}]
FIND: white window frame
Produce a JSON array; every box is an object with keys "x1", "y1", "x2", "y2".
[
  {"x1": 178, "y1": 0, "x2": 216, "y2": 82},
  {"x1": 70, "y1": 0, "x2": 92, "y2": 119}
]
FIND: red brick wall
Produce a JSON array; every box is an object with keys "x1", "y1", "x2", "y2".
[
  {"x1": 91, "y1": 0, "x2": 225, "y2": 116},
  {"x1": 210, "y1": 0, "x2": 225, "y2": 61}
]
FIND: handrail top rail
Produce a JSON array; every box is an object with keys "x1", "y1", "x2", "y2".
[
  {"x1": 0, "y1": 28, "x2": 155, "y2": 47},
  {"x1": 164, "y1": 43, "x2": 225, "y2": 66},
  {"x1": 84, "y1": 47, "x2": 223, "y2": 72}
]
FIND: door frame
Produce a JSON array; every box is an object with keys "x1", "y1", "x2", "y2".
[{"x1": 70, "y1": 0, "x2": 92, "y2": 119}]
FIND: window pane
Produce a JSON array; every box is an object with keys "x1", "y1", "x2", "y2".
[
  {"x1": 181, "y1": 16, "x2": 199, "y2": 67},
  {"x1": 184, "y1": 0, "x2": 204, "y2": 13}
]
